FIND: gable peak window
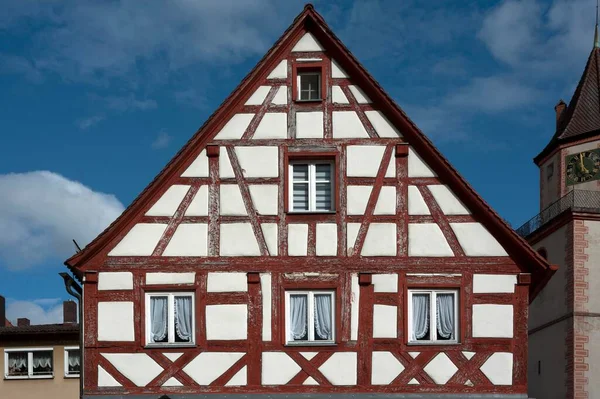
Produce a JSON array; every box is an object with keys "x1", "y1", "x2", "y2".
[
  {"x1": 145, "y1": 292, "x2": 195, "y2": 346},
  {"x1": 408, "y1": 289, "x2": 458, "y2": 344},
  {"x1": 296, "y1": 70, "x2": 322, "y2": 101},
  {"x1": 289, "y1": 160, "x2": 334, "y2": 212},
  {"x1": 285, "y1": 290, "x2": 335, "y2": 345}
]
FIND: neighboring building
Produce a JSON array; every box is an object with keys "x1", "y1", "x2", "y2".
[
  {"x1": 0, "y1": 295, "x2": 80, "y2": 399},
  {"x1": 65, "y1": 5, "x2": 554, "y2": 399},
  {"x1": 519, "y1": 25, "x2": 600, "y2": 399}
]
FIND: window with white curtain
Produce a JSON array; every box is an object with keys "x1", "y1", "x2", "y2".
[
  {"x1": 64, "y1": 347, "x2": 80, "y2": 377},
  {"x1": 285, "y1": 290, "x2": 335, "y2": 345},
  {"x1": 289, "y1": 160, "x2": 334, "y2": 212},
  {"x1": 407, "y1": 289, "x2": 458, "y2": 344},
  {"x1": 145, "y1": 292, "x2": 195, "y2": 346},
  {"x1": 4, "y1": 348, "x2": 53, "y2": 379}
]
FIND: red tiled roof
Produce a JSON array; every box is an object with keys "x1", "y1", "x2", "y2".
[{"x1": 0, "y1": 323, "x2": 79, "y2": 336}]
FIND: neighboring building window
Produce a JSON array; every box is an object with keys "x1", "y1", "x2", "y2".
[
  {"x1": 297, "y1": 70, "x2": 321, "y2": 101},
  {"x1": 4, "y1": 348, "x2": 53, "y2": 379},
  {"x1": 547, "y1": 163, "x2": 554, "y2": 180},
  {"x1": 289, "y1": 160, "x2": 334, "y2": 212},
  {"x1": 285, "y1": 290, "x2": 335, "y2": 345},
  {"x1": 407, "y1": 289, "x2": 458, "y2": 344},
  {"x1": 145, "y1": 292, "x2": 195, "y2": 345},
  {"x1": 64, "y1": 347, "x2": 80, "y2": 378}
]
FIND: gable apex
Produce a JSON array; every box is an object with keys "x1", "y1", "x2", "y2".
[{"x1": 292, "y1": 32, "x2": 324, "y2": 52}]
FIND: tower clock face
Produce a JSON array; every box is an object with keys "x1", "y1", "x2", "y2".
[{"x1": 565, "y1": 149, "x2": 600, "y2": 185}]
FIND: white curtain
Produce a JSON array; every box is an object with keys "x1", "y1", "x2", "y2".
[
  {"x1": 175, "y1": 296, "x2": 193, "y2": 341},
  {"x1": 412, "y1": 294, "x2": 430, "y2": 340},
  {"x1": 32, "y1": 352, "x2": 52, "y2": 369},
  {"x1": 289, "y1": 295, "x2": 307, "y2": 340},
  {"x1": 436, "y1": 294, "x2": 455, "y2": 339},
  {"x1": 68, "y1": 351, "x2": 81, "y2": 367},
  {"x1": 150, "y1": 296, "x2": 168, "y2": 342},
  {"x1": 8, "y1": 353, "x2": 27, "y2": 370},
  {"x1": 314, "y1": 294, "x2": 332, "y2": 340}
]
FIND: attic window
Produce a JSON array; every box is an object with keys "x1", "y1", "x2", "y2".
[{"x1": 293, "y1": 61, "x2": 325, "y2": 102}]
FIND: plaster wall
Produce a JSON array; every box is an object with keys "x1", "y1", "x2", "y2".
[
  {"x1": 585, "y1": 317, "x2": 600, "y2": 399},
  {"x1": 527, "y1": 319, "x2": 568, "y2": 399},
  {"x1": 584, "y1": 220, "x2": 600, "y2": 312}
]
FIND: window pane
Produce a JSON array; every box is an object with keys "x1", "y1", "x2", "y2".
[
  {"x1": 67, "y1": 350, "x2": 81, "y2": 374},
  {"x1": 315, "y1": 164, "x2": 331, "y2": 181},
  {"x1": 293, "y1": 183, "x2": 309, "y2": 210},
  {"x1": 7, "y1": 352, "x2": 28, "y2": 376},
  {"x1": 436, "y1": 293, "x2": 455, "y2": 341},
  {"x1": 32, "y1": 351, "x2": 53, "y2": 375},
  {"x1": 315, "y1": 183, "x2": 332, "y2": 211},
  {"x1": 412, "y1": 294, "x2": 430, "y2": 341},
  {"x1": 300, "y1": 74, "x2": 320, "y2": 100},
  {"x1": 289, "y1": 294, "x2": 308, "y2": 341},
  {"x1": 292, "y1": 164, "x2": 309, "y2": 181},
  {"x1": 314, "y1": 294, "x2": 333, "y2": 341},
  {"x1": 150, "y1": 296, "x2": 169, "y2": 343},
  {"x1": 174, "y1": 296, "x2": 193, "y2": 343}
]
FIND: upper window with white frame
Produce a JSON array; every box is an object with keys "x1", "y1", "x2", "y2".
[
  {"x1": 64, "y1": 347, "x2": 80, "y2": 378},
  {"x1": 145, "y1": 292, "x2": 195, "y2": 346},
  {"x1": 4, "y1": 348, "x2": 53, "y2": 379},
  {"x1": 407, "y1": 289, "x2": 458, "y2": 344},
  {"x1": 297, "y1": 70, "x2": 321, "y2": 101},
  {"x1": 289, "y1": 160, "x2": 334, "y2": 212},
  {"x1": 285, "y1": 290, "x2": 335, "y2": 345}
]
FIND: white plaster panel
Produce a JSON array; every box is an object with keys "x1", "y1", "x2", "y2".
[
  {"x1": 332, "y1": 86, "x2": 349, "y2": 104},
  {"x1": 347, "y1": 223, "x2": 361, "y2": 253},
  {"x1": 162, "y1": 224, "x2": 208, "y2": 256},
  {"x1": 347, "y1": 186, "x2": 372, "y2": 215},
  {"x1": 316, "y1": 223, "x2": 337, "y2": 256},
  {"x1": 372, "y1": 351, "x2": 404, "y2": 385},
  {"x1": 288, "y1": 224, "x2": 308, "y2": 256},
  {"x1": 408, "y1": 186, "x2": 431, "y2": 215},
  {"x1": 428, "y1": 185, "x2": 470, "y2": 215},
  {"x1": 261, "y1": 223, "x2": 278, "y2": 256},
  {"x1": 301, "y1": 352, "x2": 318, "y2": 360},
  {"x1": 267, "y1": 60, "x2": 287, "y2": 79},
  {"x1": 220, "y1": 185, "x2": 247, "y2": 216},
  {"x1": 247, "y1": 185, "x2": 279, "y2": 216},
  {"x1": 245, "y1": 85, "x2": 271, "y2": 105},
  {"x1": 480, "y1": 353, "x2": 513, "y2": 385},
  {"x1": 318, "y1": 352, "x2": 357, "y2": 385},
  {"x1": 292, "y1": 32, "x2": 324, "y2": 52},
  {"x1": 254, "y1": 113, "x2": 287, "y2": 139},
  {"x1": 303, "y1": 376, "x2": 319, "y2": 385},
  {"x1": 409, "y1": 352, "x2": 420, "y2": 359},
  {"x1": 261, "y1": 273, "x2": 272, "y2": 341},
  {"x1": 351, "y1": 273, "x2": 360, "y2": 340},
  {"x1": 183, "y1": 352, "x2": 244, "y2": 385},
  {"x1": 331, "y1": 59, "x2": 348, "y2": 78},
  {"x1": 346, "y1": 145, "x2": 385, "y2": 177},
  {"x1": 362, "y1": 223, "x2": 397, "y2": 256},
  {"x1": 98, "y1": 365, "x2": 121, "y2": 387},
  {"x1": 262, "y1": 352, "x2": 301, "y2": 385},
  {"x1": 365, "y1": 110, "x2": 400, "y2": 137},
  {"x1": 423, "y1": 353, "x2": 458, "y2": 385},
  {"x1": 272, "y1": 86, "x2": 288, "y2": 105},
  {"x1": 296, "y1": 111, "x2": 324, "y2": 138},
  {"x1": 225, "y1": 365, "x2": 247, "y2": 386},
  {"x1": 207, "y1": 272, "x2": 248, "y2": 292},
  {"x1": 205, "y1": 304, "x2": 248, "y2": 340},
  {"x1": 462, "y1": 351, "x2": 475, "y2": 360},
  {"x1": 108, "y1": 223, "x2": 167, "y2": 256},
  {"x1": 146, "y1": 272, "x2": 196, "y2": 285},
  {"x1": 163, "y1": 353, "x2": 183, "y2": 362},
  {"x1": 472, "y1": 304, "x2": 514, "y2": 338},
  {"x1": 408, "y1": 378, "x2": 420, "y2": 385},
  {"x1": 181, "y1": 150, "x2": 209, "y2": 177},
  {"x1": 219, "y1": 147, "x2": 235, "y2": 178},
  {"x1": 185, "y1": 185, "x2": 208, "y2": 216},
  {"x1": 162, "y1": 377, "x2": 183, "y2": 387},
  {"x1": 235, "y1": 146, "x2": 279, "y2": 178},
  {"x1": 349, "y1": 85, "x2": 371, "y2": 104},
  {"x1": 408, "y1": 147, "x2": 436, "y2": 177},
  {"x1": 473, "y1": 274, "x2": 517, "y2": 294},
  {"x1": 374, "y1": 186, "x2": 396, "y2": 215},
  {"x1": 332, "y1": 111, "x2": 369, "y2": 138},
  {"x1": 214, "y1": 113, "x2": 254, "y2": 140},
  {"x1": 102, "y1": 353, "x2": 163, "y2": 387},
  {"x1": 98, "y1": 302, "x2": 134, "y2": 341},
  {"x1": 98, "y1": 272, "x2": 133, "y2": 291},
  {"x1": 451, "y1": 223, "x2": 508, "y2": 256},
  {"x1": 373, "y1": 304, "x2": 398, "y2": 338},
  {"x1": 372, "y1": 274, "x2": 398, "y2": 293},
  {"x1": 385, "y1": 149, "x2": 396, "y2": 178},
  {"x1": 408, "y1": 223, "x2": 453, "y2": 256},
  {"x1": 220, "y1": 223, "x2": 261, "y2": 256}
]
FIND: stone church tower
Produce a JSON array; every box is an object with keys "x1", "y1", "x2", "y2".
[{"x1": 521, "y1": 26, "x2": 600, "y2": 399}]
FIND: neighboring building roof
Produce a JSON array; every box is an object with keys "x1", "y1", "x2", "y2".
[
  {"x1": 64, "y1": 4, "x2": 556, "y2": 300},
  {"x1": 0, "y1": 323, "x2": 79, "y2": 342},
  {"x1": 4, "y1": 318, "x2": 12, "y2": 327}
]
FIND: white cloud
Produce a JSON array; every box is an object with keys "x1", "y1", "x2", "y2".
[
  {"x1": 76, "y1": 115, "x2": 104, "y2": 130},
  {"x1": 106, "y1": 95, "x2": 157, "y2": 112},
  {"x1": 0, "y1": 171, "x2": 124, "y2": 270},
  {"x1": 0, "y1": 54, "x2": 43, "y2": 83},
  {"x1": 152, "y1": 131, "x2": 172, "y2": 149},
  {"x1": 6, "y1": 298, "x2": 78, "y2": 325}
]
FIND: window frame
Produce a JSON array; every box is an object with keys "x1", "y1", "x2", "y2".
[
  {"x1": 292, "y1": 62, "x2": 326, "y2": 103},
  {"x1": 4, "y1": 347, "x2": 54, "y2": 380},
  {"x1": 144, "y1": 292, "x2": 196, "y2": 347},
  {"x1": 288, "y1": 159, "x2": 335, "y2": 213},
  {"x1": 407, "y1": 289, "x2": 459, "y2": 345},
  {"x1": 63, "y1": 346, "x2": 80, "y2": 378},
  {"x1": 284, "y1": 290, "x2": 336, "y2": 346}
]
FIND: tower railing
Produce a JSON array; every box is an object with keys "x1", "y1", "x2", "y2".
[{"x1": 516, "y1": 190, "x2": 600, "y2": 238}]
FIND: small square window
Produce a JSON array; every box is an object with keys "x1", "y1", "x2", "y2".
[
  {"x1": 145, "y1": 292, "x2": 195, "y2": 346},
  {"x1": 547, "y1": 163, "x2": 554, "y2": 180},
  {"x1": 64, "y1": 347, "x2": 80, "y2": 378},
  {"x1": 285, "y1": 290, "x2": 335, "y2": 345},
  {"x1": 4, "y1": 349, "x2": 54, "y2": 379},
  {"x1": 297, "y1": 71, "x2": 321, "y2": 101},
  {"x1": 289, "y1": 160, "x2": 334, "y2": 212},
  {"x1": 407, "y1": 289, "x2": 459, "y2": 344}
]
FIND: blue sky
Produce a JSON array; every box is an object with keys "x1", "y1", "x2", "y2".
[{"x1": 0, "y1": 0, "x2": 596, "y2": 324}]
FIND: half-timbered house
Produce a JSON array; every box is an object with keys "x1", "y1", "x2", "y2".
[{"x1": 64, "y1": 5, "x2": 556, "y2": 399}]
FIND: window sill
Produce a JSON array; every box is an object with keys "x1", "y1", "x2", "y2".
[
  {"x1": 284, "y1": 342, "x2": 337, "y2": 347},
  {"x1": 287, "y1": 211, "x2": 336, "y2": 215},
  {"x1": 64, "y1": 374, "x2": 80, "y2": 379},
  {"x1": 144, "y1": 343, "x2": 196, "y2": 349},
  {"x1": 407, "y1": 341, "x2": 460, "y2": 346},
  {"x1": 295, "y1": 99, "x2": 323, "y2": 104},
  {"x1": 5, "y1": 374, "x2": 54, "y2": 380}
]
